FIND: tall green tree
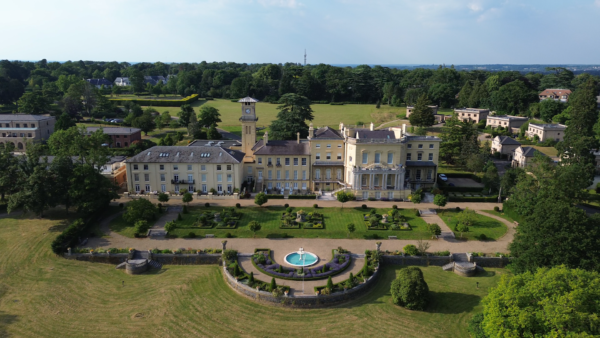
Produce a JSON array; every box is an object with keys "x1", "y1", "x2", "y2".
[
  {"x1": 177, "y1": 104, "x2": 194, "y2": 126},
  {"x1": 0, "y1": 143, "x2": 19, "y2": 201},
  {"x1": 439, "y1": 116, "x2": 478, "y2": 164},
  {"x1": 269, "y1": 93, "x2": 314, "y2": 140},
  {"x1": 197, "y1": 106, "x2": 222, "y2": 128},
  {"x1": 48, "y1": 126, "x2": 111, "y2": 168},
  {"x1": 409, "y1": 94, "x2": 435, "y2": 128},
  {"x1": 55, "y1": 112, "x2": 76, "y2": 131},
  {"x1": 50, "y1": 155, "x2": 75, "y2": 214},
  {"x1": 480, "y1": 266, "x2": 600, "y2": 338},
  {"x1": 69, "y1": 164, "x2": 118, "y2": 214},
  {"x1": 132, "y1": 111, "x2": 156, "y2": 136},
  {"x1": 559, "y1": 78, "x2": 599, "y2": 182},
  {"x1": 17, "y1": 91, "x2": 50, "y2": 114},
  {"x1": 457, "y1": 81, "x2": 473, "y2": 107},
  {"x1": 538, "y1": 99, "x2": 564, "y2": 122},
  {"x1": 130, "y1": 69, "x2": 145, "y2": 93}
]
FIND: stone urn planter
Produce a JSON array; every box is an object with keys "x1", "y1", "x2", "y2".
[
  {"x1": 382, "y1": 214, "x2": 388, "y2": 223},
  {"x1": 295, "y1": 210, "x2": 306, "y2": 223},
  {"x1": 214, "y1": 213, "x2": 221, "y2": 222}
]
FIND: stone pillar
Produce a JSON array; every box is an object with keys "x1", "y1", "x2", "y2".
[
  {"x1": 369, "y1": 174, "x2": 374, "y2": 189},
  {"x1": 67, "y1": 248, "x2": 72, "y2": 256},
  {"x1": 383, "y1": 174, "x2": 387, "y2": 190},
  {"x1": 222, "y1": 240, "x2": 227, "y2": 251},
  {"x1": 376, "y1": 242, "x2": 381, "y2": 252},
  {"x1": 148, "y1": 250, "x2": 152, "y2": 260}
]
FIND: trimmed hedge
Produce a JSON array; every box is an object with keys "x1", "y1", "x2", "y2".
[
  {"x1": 265, "y1": 194, "x2": 284, "y2": 199},
  {"x1": 109, "y1": 94, "x2": 200, "y2": 107},
  {"x1": 287, "y1": 195, "x2": 317, "y2": 199},
  {"x1": 51, "y1": 207, "x2": 107, "y2": 255},
  {"x1": 448, "y1": 196, "x2": 500, "y2": 202},
  {"x1": 442, "y1": 186, "x2": 485, "y2": 193}
]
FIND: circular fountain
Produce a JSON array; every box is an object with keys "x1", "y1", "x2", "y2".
[{"x1": 284, "y1": 247, "x2": 318, "y2": 267}]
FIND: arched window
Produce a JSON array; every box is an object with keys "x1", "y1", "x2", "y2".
[{"x1": 17, "y1": 142, "x2": 23, "y2": 150}]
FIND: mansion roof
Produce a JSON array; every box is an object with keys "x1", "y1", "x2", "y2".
[
  {"x1": 127, "y1": 146, "x2": 245, "y2": 163},
  {"x1": 518, "y1": 146, "x2": 547, "y2": 158},
  {"x1": 251, "y1": 140, "x2": 310, "y2": 156},
  {"x1": 313, "y1": 126, "x2": 343, "y2": 139},
  {"x1": 86, "y1": 127, "x2": 141, "y2": 135},
  {"x1": 0, "y1": 114, "x2": 55, "y2": 121},
  {"x1": 495, "y1": 136, "x2": 521, "y2": 145}
]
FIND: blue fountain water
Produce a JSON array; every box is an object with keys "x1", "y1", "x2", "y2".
[{"x1": 285, "y1": 252, "x2": 318, "y2": 266}]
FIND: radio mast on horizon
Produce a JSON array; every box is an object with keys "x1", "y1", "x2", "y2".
[{"x1": 304, "y1": 49, "x2": 306, "y2": 66}]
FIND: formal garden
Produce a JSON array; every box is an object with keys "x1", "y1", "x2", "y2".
[{"x1": 438, "y1": 208, "x2": 508, "y2": 241}]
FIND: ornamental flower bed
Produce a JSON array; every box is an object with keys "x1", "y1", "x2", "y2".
[
  {"x1": 279, "y1": 210, "x2": 325, "y2": 229},
  {"x1": 314, "y1": 250, "x2": 380, "y2": 294},
  {"x1": 252, "y1": 249, "x2": 351, "y2": 280},
  {"x1": 195, "y1": 208, "x2": 242, "y2": 229},
  {"x1": 223, "y1": 249, "x2": 290, "y2": 293},
  {"x1": 363, "y1": 208, "x2": 410, "y2": 231}
]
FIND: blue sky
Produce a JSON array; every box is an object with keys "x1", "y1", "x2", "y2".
[{"x1": 2, "y1": 0, "x2": 600, "y2": 64}]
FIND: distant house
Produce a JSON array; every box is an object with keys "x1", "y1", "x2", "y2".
[
  {"x1": 454, "y1": 108, "x2": 490, "y2": 123},
  {"x1": 539, "y1": 89, "x2": 572, "y2": 102},
  {"x1": 526, "y1": 123, "x2": 566, "y2": 142},
  {"x1": 144, "y1": 76, "x2": 167, "y2": 86},
  {"x1": 406, "y1": 105, "x2": 439, "y2": 118},
  {"x1": 0, "y1": 114, "x2": 56, "y2": 151},
  {"x1": 86, "y1": 127, "x2": 142, "y2": 148},
  {"x1": 86, "y1": 78, "x2": 113, "y2": 89},
  {"x1": 512, "y1": 146, "x2": 548, "y2": 168},
  {"x1": 491, "y1": 136, "x2": 521, "y2": 160},
  {"x1": 486, "y1": 115, "x2": 528, "y2": 133},
  {"x1": 114, "y1": 77, "x2": 130, "y2": 86}
]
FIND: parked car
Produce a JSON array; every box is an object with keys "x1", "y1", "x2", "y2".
[{"x1": 438, "y1": 174, "x2": 448, "y2": 182}]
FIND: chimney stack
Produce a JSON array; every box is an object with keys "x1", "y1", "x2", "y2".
[
  {"x1": 308, "y1": 123, "x2": 314, "y2": 139},
  {"x1": 339, "y1": 122, "x2": 344, "y2": 131},
  {"x1": 297, "y1": 132, "x2": 300, "y2": 144},
  {"x1": 370, "y1": 122, "x2": 374, "y2": 131},
  {"x1": 402, "y1": 124, "x2": 406, "y2": 135},
  {"x1": 264, "y1": 131, "x2": 269, "y2": 145}
]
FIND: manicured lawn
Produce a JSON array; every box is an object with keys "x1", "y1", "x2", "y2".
[
  {"x1": 108, "y1": 213, "x2": 138, "y2": 238},
  {"x1": 480, "y1": 210, "x2": 517, "y2": 224},
  {"x1": 437, "y1": 163, "x2": 474, "y2": 175},
  {"x1": 163, "y1": 206, "x2": 430, "y2": 239},
  {"x1": 438, "y1": 209, "x2": 508, "y2": 241},
  {"x1": 0, "y1": 212, "x2": 506, "y2": 337},
  {"x1": 142, "y1": 99, "x2": 405, "y2": 129},
  {"x1": 532, "y1": 146, "x2": 558, "y2": 157}
]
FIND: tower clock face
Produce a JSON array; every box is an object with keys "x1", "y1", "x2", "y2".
[{"x1": 245, "y1": 108, "x2": 251, "y2": 114}]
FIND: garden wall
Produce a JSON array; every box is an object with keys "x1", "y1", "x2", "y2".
[
  {"x1": 468, "y1": 254, "x2": 511, "y2": 268},
  {"x1": 382, "y1": 255, "x2": 452, "y2": 267},
  {"x1": 223, "y1": 263, "x2": 381, "y2": 308},
  {"x1": 63, "y1": 253, "x2": 221, "y2": 265}
]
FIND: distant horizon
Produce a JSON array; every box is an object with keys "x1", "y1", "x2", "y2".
[{"x1": 3, "y1": 1, "x2": 600, "y2": 64}]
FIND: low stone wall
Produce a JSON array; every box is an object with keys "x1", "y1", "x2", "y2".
[
  {"x1": 63, "y1": 253, "x2": 221, "y2": 265},
  {"x1": 126, "y1": 260, "x2": 149, "y2": 274},
  {"x1": 223, "y1": 263, "x2": 381, "y2": 308},
  {"x1": 470, "y1": 255, "x2": 510, "y2": 268},
  {"x1": 382, "y1": 255, "x2": 452, "y2": 267}
]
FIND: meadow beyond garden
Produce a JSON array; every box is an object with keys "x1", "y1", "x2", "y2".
[{"x1": 0, "y1": 210, "x2": 506, "y2": 337}]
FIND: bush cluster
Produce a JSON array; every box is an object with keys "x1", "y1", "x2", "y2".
[
  {"x1": 390, "y1": 267, "x2": 429, "y2": 311},
  {"x1": 109, "y1": 93, "x2": 199, "y2": 107}
]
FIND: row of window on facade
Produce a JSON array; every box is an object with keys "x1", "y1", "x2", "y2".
[
  {"x1": 1, "y1": 132, "x2": 33, "y2": 138},
  {"x1": 315, "y1": 144, "x2": 342, "y2": 148},
  {"x1": 266, "y1": 182, "x2": 308, "y2": 190},
  {"x1": 362, "y1": 191, "x2": 396, "y2": 200},
  {"x1": 132, "y1": 164, "x2": 233, "y2": 171},
  {"x1": 349, "y1": 152, "x2": 435, "y2": 164},
  {"x1": 258, "y1": 157, "x2": 308, "y2": 166},
  {"x1": 133, "y1": 173, "x2": 234, "y2": 183},
  {"x1": 3, "y1": 123, "x2": 36, "y2": 128},
  {"x1": 255, "y1": 169, "x2": 342, "y2": 180},
  {"x1": 134, "y1": 183, "x2": 235, "y2": 194}
]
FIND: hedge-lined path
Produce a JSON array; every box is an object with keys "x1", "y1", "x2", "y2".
[
  {"x1": 237, "y1": 254, "x2": 365, "y2": 296},
  {"x1": 113, "y1": 195, "x2": 503, "y2": 211}
]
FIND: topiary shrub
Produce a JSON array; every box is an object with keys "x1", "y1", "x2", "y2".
[
  {"x1": 134, "y1": 220, "x2": 150, "y2": 237},
  {"x1": 284, "y1": 203, "x2": 289, "y2": 208},
  {"x1": 403, "y1": 244, "x2": 419, "y2": 256},
  {"x1": 269, "y1": 277, "x2": 277, "y2": 292},
  {"x1": 493, "y1": 206, "x2": 500, "y2": 212},
  {"x1": 183, "y1": 205, "x2": 189, "y2": 214},
  {"x1": 313, "y1": 204, "x2": 318, "y2": 208},
  {"x1": 286, "y1": 207, "x2": 293, "y2": 214},
  {"x1": 392, "y1": 205, "x2": 398, "y2": 209},
  {"x1": 415, "y1": 209, "x2": 420, "y2": 217},
  {"x1": 326, "y1": 276, "x2": 334, "y2": 290},
  {"x1": 226, "y1": 232, "x2": 232, "y2": 238},
  {"x1": 205, "y1": 202, "x2": 210, "y2": 207},
  {"x1": 455, "y1": 206, "x2": 460, "y2": 212},
  {"x1": 177, "y1": 213, "x2": 183, "y2": 221},
  {"x1": 236, "y1": 203, "x2": 241, "y2": 208},
  {"x1": 188, "y1": 232, "x2": 196, "y2": 238},
  {"x1": 390, "y1": 266, "x2": 429, "y2": 311},
  {"x1": 479, "y1": 234, "x2": 488, "y2": 241},
  {"x1": 362, "y1": 204, "x2": 367, "y2": 209}
]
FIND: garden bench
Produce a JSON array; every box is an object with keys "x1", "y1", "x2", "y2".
[
  {"x1": 388, "y1": 236, "x2": 397, "y2": 240},
  {"x1": 205, "y1": 234, "x2": 215, "y2": 238}
]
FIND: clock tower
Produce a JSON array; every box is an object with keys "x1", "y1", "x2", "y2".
[{"x1": 238, "y1": 97, "x2": 259, "y2": 162}]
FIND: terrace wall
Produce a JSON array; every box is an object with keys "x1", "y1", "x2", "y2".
[
  {"x1": 63, "y1": 253, "x2": 221, "y2": 265},
  {"x1": 382, "y1": 255, "x2": 452, "y2": 266},
  {"x1": 223, "y1": 263, "x2": 381, "y2": 308}
]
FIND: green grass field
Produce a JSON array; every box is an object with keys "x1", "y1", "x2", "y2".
[
  {"x1": 532, "y1": 146, "x2": 559, "y2": 157},
  {"x1": 438, "y1": 209, "x2": 508, "y2": 241},
  {"x1": 111, "y1": 206, "x2": 430, "y2": 239},
  {"x1": 0, "y1": 211, "x2": 505, "y2": 337},
  {"x1": 480, "y1": 210, "x2": 517, "y2": 224},
  {"x1": 142, "y1": 99, "x2": 408, "y2": 129}
]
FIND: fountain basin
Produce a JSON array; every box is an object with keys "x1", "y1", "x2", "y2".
[{"x1": 284, "y1": 252, "x2": 318, "y2": 267}]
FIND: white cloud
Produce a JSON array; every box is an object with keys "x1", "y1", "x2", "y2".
[
  {"x1": 468, "y1": 2, "x2": 483, "y2": 12},
  {"x1": 596, "y1": 0, "x2": 600, "y2": 7},
  {"x1": 257, "y1": 0, "x2": 301, "y2": 8}
]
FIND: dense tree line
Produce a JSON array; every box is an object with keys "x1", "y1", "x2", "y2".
[{"x1": 2, "y1": 60, "x2": 599, "y2": 118}]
